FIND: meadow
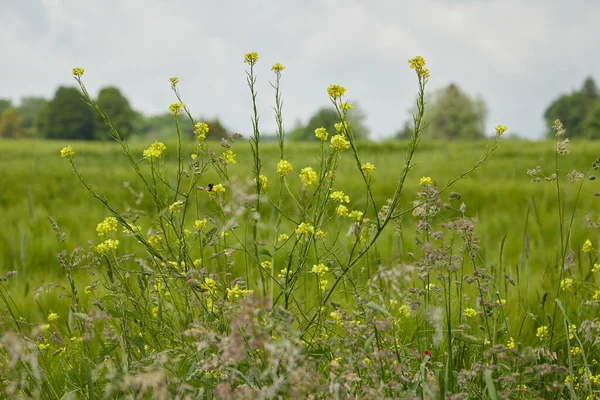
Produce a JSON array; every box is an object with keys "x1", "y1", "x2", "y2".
[{"x1": 1, "y1": 56, "x2": 600, "y2": 399}]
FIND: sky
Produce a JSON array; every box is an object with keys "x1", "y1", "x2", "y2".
[{"x1": 1, "y1": 0, "x2": 599, "y2": 140}]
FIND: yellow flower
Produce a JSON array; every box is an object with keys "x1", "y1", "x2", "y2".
[
  {"x1": 560, "y1": 278, "x2": 573, "y2": 291},
  {"x1": 408, "y1": 56, "x2": 430, "y2": 79},
  {"x1": 227, "y1": 284, "x2": 253, "y2": 300},
  {"x1": 583, "y1": 239, "x2": 593, "y2": 253},
  {"x1": 244, "y1": 52, "x2": 259, "y2": 65},
  {"x1": 340, "y1": 102, "x2": 353, "y2": 111},
  {"x1": 201, "y1": 278, "x2": 217, "y2": 296},
  {"x1": 278, "y1": 233, "x2": 289, "y2": 243},
  {"x1": 72, "y1": 67, "x2": 84, "y2": 77},
  {"x1": 299, "y1": 167, "x2": 317, "y2": 185},
  {"x1": 169, "y1": 200, "x2": 184, "y2": 213},
  {"x1": 330, "y1": 134, "x2": 350, "y2": 151},
  {"x1": 220, "y1": 149, "x2": 237, "y2": 164},
  {"x1": 336, "y1": 205, "x2": 349, "y2": 217},
  {"x1": 593, "y1": 290, "x2": 600, "y2": 301},
  {"x1": 516, "y1": 384, "x2": 527, "y2": 390},
  {"x1": 60, "y1": 146, "x2": 75, "y2": 158},
  {"x1": 334, "y1": 121, "x2": 348, "y2": 134},
  {"x1": 277, "y1": 159, "x2": 293, "y2": 176},
  {"x1": 143, "y1": 141, "x2": 166, "y2": 160},
  {"x1": 463, "y1": 308, "x2": 477, "y2": 318},
  {"x1": 315, "y1": 230, "x2": 327, "y2": 238},
  {"x1": 43, "y1": 324, "x2": 50, "y2": 330},
  {"x1": 314, "y1": 127, "x2": 328, "y2": 141},
  {"x1": 96, "y1": 217, "x2": 118, "y2": 236},
  {"x1": 398, "y1": 304, "x2": 411, "y2": 318},
  {"x1": 327, "y1": 84, "x2": 346, "y2": 99},
  {"x1": 593, "y1": 263, "x2": 600, "y2": 272},
  {"x1": 95, "y1": 239, "x2": 119, "y2": 254},
  {"x1": 38, "y1": 342, "x2": 50, "y2": 351},
  {"x1": 151, "y1": 307, "x2": 159, "y2": 318},
  {"x1": 169, "y1": 102, "x2": 183, "y2": 116},
  {"x1": 361, "y1": 162, "x2": 375, "y2": 175},
  {"x1": 330, "y1": 191, "x2": 350, "y2": 203},
  {"x1": 191, "y1": 153, "x2": 198, "y2": 160},
  {"x1": 571, "y1": 346, "x2": 582, "y2": 356},
  {"x1": 260, "y1": 261, "x2": 271, "y2": 270},
  {"x1": 271, "y1": 63, "x2": 285, "y2": 72},
  {"x1": 311, "y1": 263, "x2": 329, "y2": 276},
  {"x1": 348, "y1": 210, "x2": 363, "y2": 221},
  {"x1": 122, "y1": 224, "x2": 141, "y2": 234},
  {"x1": 420, "y1": 176, "x2": 433, "y2": 186},
  {"x1": 148, "y1": 235, "x2": 162, "y2": 246},
  {"x1": 495, "y1": 124, "x2": 507, "y2": 136},
  {"x1": 536, "y1": 326, "x2": 548, "y2": 340},
  {"x1": 210, "y1": 183, "x2": 226, "y2": 193},
  {"x1": 330, "y1": 311, "x2": 342, "y2": 323},
  {"x1": 278, "y1": 268, "x2": 288, "y2": 279},
  {"x1": 254, "y1": 174, "x2": 267, "y2": 191},
  {"x1": 194, "y1": 219, "x2": 207, "y2": 230},
  {"x1": 70, "y1": 336, "x2": 83, "y2": 344},
  {"x1": 426, "y1": 283, "x2": 436, "y2": 290},
  {"x1": 295, "y1": 222, "x2": 315, "y2": 235},
  {"x1": 507, "y1": 337, "x2": 516, "y2": 350},
  {"x1": 47, "y1": 313, "x2": 59, "y2": 322},
  {"x1": 194, "y1": 122, "x2": 209, "y2": 140},
  {"x1": 169, "y1": 76, "x2": 178, "y2": 87}
]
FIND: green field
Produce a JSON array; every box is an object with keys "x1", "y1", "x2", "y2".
[{"x1": 2, "y1": 136, "x2": 600, "y2": 398}]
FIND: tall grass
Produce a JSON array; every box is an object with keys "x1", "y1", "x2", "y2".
[{"x1": 1, "y1": 55, "x2": 600, "y2": 399}]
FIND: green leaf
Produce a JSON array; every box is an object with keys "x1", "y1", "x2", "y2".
[{"x1": 365, "y1": 301, "x2": 392, "y2": 317}]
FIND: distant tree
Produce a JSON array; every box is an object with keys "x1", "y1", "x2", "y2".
[
  {"x1": 94, "y1": 86, "x2": 136, "y2": 140},
  {"x1": 41, "y1": 86, "x2": 94, "y2": 140},
  {"x1": 138, "y1": 113, "x2": 231, "y2": 141},
  {"x1": 204, "y1": 118, "x2": 231, "y2": 141},
  {"x1": 34, "y1": 102, "x2": 50, "y2": 138},
  {"x1": 544, "y1": 76, "x2": 599, "y2": 138},
  {"x1": 0, "y1": 99, "x2": 12, "y2": 115},
  {"x1": 289, "y1": 104, "x2": 370, "y2": 141},
  {"x1": 398, "y1": 83, "x2": 487, "y2": 140},
  {"x1": 582, "y1": 99, "x2": 600, "y2": 139},
  {"x1": 18, "y1": 97, "x2": 47, "y2": 135},
  {"x1": 0, "y1": 107, "x2": 27, "y2": 138}
]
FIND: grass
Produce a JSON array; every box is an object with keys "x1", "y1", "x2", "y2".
[{"x1": 2, "y1": 56, "x2": 600, "y2": 398}]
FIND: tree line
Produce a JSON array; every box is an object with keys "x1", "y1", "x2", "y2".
[{"x1": 1, "y1": 77, "x2": 599, "y2": 140}]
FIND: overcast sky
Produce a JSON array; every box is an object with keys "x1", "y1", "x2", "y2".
[{"x1": 1, "y1": 0, "x2": 599, "y2": 139}]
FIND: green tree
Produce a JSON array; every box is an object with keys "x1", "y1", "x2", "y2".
[
  {"x1": 18, "y1": 97, "x2": 47, "y2": 135},
  {"x1": 0, "y1": 107, "x2": 26, "y2": 138},
  {"x1": 289, "y1": 104, "x2": 370, "y2": 141},
  {"x1": 138, "y1": 113, "x2": 230, "y2": 141},
  {"x1": 0, "y1": 99, "x2": 12, "y2": 115},
  {"x1": 544, "y1": 77, "x2": 598, "y2": 138},
  {"x1": 94, "y1": 86, "x2": 136, "y2": 140},
  {"x1": 582, "y1": 99, "x2": 600, "y2": 139},
  {"x1": 41, "y1": 87, "x2": 94, "y2": 140},
  {"x1": 398, "y1": 83, "x2": 487, "y2": 140}
]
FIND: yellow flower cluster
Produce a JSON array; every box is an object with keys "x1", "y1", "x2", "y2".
[
  {"x1": 148, "y1": 234, "x2": 162, "y2": 245},
  {"x1": 583, "y1": 239, "x2": 593, "y2": 253},
  {"x1": 169, "y1": 102, "x2": 183, "y2": 116},
  {"x1": 330, "y1": 134, "x2": 350, "y2": 151},
  {"x1": 278, "y1": 233, "x2": 289, "y2": 242},
  {"x1": 122, "y1": 224, "x2": 141, "y2": 234},
  {"x1": 201, "y1": 278, "x2": 217, "y2": 296},
  {"x1": 194, "y1": 219, "x2": 208, "y2": 230},
  {"x1": 348, "y1": 210, "x2": 363, "y2": 221},
  {"x1": 60, "y1": 146, "x2": 75, "y2": 158},
  {"x1": 463, "y1": 308, "x2": 477, "y2": 318},
  {"x1": 312, "y1": 263, "x2": 329, "y2": 290},
  {"x1": 169, "y1": 200, "x2": 184, "y2": 213},
  {"x1": 210, "y1": 183, "x2": 226, "y2": 194},
  {"x1": 330, "y1": 191, "x2": 350, "y2": 203},
  {"x1": 221, "y1": 149, "x2": 237, "y2": 164},
  {"x1": 315, "y1": 230, "x2": 327, "y2": 238},
  {"x1": 397, "y1": 304, "x2": 411, "y2": 318},
  {"x1": 330, "y1": 311, "x2": 342, "y2": 323},
  {"x1": 536, "y1": 325, "x2": 548, "y2": 341},
  {"x1": 495, "y1": 124, "x2": 507, "y2": 136},
  {"x1": 244, "y1": 52, "x2": 259, "y2": 65},
  {"x1": 227, "y1": 284, "x2": 253, "y2": 300},
  {"x1": 327, "y1": 84, "x2": 346, "y2": 99},
  {"x1": 194, "y1": 122, "x2": 209, "y2": 140},
  {"x1": 560, "y1": 277, "x2": 573, "y2": 291},
  {"x1": 314, "y1": 127, "x2": 328, "y2": 141},
  {"x1": 334, "y1": 121, "x2": 348, "y2": 134},
  {"x1": 70, "y1": 336, "x2": 83, "y2": 344},
  {"x1": 271, "y1": 63, "x2": 285, "y2": 72},
  {"x1": 295, "y1": 222, "x2": 315, "y2": 235},
  {"x1": 408, "y1": 55, "x2": 430, "y2": 79},
  {"x1": 143, "y1": 141, "x2": 166, "y2": 160},
  {"x1": 299, "y1": 167, "x2": 317, "y2": 185},
  {"x1": 47, "y1": 312, "x2": 59, "y2": 322},
  {"x1": 336, "y1": 205, "x2": 349, "y2": 217},
  {"x1": 254, "y1": 174, "x2": 268, "y2": 191},
  {"x1": 72, "y1": 67, "x2": 84, "y2": 77},
  {"x1": 420, "y1": 176, "x2": 433, "y2": 186},
  {"x1": 95, "y1": 239, "x2": 119, "y2": 254},
  {"x1": 507, "y1": 337, "x2": 516, "y2": 350},
  {"x1": 96, "y1": 217, "x2": 118, "y2": 236},
  {"x1": 169, "y1": 76, "x2": 178, "y2": 88},
  {"x1": 361, "y1": 162, "x2": 375, "y2": 175},
  {"x1": 340, "y1": 102, "x2": 353, "y2": 111},
  {"x1": 277, "y1": 159, "x2": 293, "y2": 176},
  {"x1": 260, "y1": 261, "x2": 271, "y2": 270}
]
